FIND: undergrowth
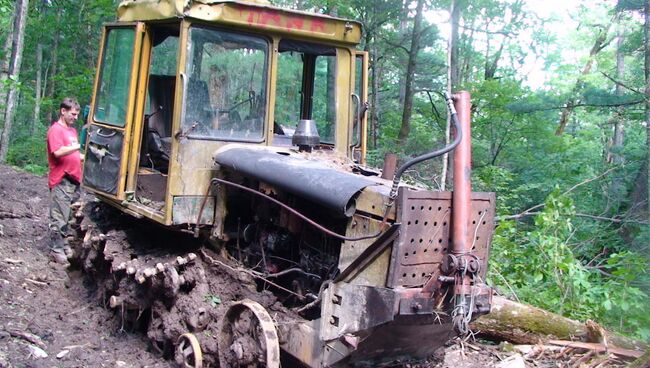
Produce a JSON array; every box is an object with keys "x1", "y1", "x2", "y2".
[{"x1": 488, "y1": 189, "x2": 650, "y2": 340}]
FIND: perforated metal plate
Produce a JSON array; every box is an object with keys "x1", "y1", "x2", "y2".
[{"x1": 387, "y1": 188, "x2": 495, "y2": 288}]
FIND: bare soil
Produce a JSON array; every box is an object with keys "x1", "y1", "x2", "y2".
[
  {"x1": 0, "y1": 164, "x2": 614, "y2": 368},
  {"x1": 0, "y1": 164, "x2": 172, "y2": 367}
]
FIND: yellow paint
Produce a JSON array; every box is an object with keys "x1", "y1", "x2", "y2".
[
  {"x1": 334, "y1": 48, "x2": 351, "y2": 154},
  {"x1": 83, "y1": 23, "x2": 146, "y2": 202},
  {"x1": 164, "y1": 20, "x2": 192, "y2": 225},
  {"x1": 126, "y1": 24, "x2": 153, "y2": 192},
  {"x1": 88, "y1": 2, "x2": 372, "y2": 227},
  {"x1": 357, "y1": 51, "x2": 369, "y2": 165},
  {"x1": 118, "y1": 0, "x2": 362, "y2": 45}
]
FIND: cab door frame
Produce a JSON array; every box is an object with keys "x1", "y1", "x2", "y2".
[
  {"x1": 83, "y1": 22, "x2": 147, "y2": 201},
  {"x1": 352, "y1": 50, "x2": 369, "y2": 165}
]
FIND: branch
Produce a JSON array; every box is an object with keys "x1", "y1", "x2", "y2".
[
  {"x1": 424, "y1": 90, "x2": 444, "y2": 128},
  {"x1": 564, "y1": 166, "x2": 619, "y2": 195},
  {"x1": 380, "y1": 37, "x2": 410, "y2": 54},
  {"x1": 574, "y1": 213, "x2": 649, "y2": 225},
  {"x1": 600, "y1": 72, "x2": 647, "y2": 97},
  {"x1": 459, "y1": 24, "x2": 516, "y2": 37},
  {"x1": 500, "y1": 212, "x2": 648, "y2": 225},
  {"x1": 499, "y1": 166, "x2": 621, "y2": 221},
  {"x1": 518, "y1": 99, "x2": 644, "y2": 113}
]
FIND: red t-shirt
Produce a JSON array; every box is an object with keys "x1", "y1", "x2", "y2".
[{"x1": 47, "y1": 122, "x2": 82, "y2": 188}]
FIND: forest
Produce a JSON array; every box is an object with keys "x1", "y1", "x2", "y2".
[{"x1": 0, "y1": 0, "x2": 648, "y2": 343}]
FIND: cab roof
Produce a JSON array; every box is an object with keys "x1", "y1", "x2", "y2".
[{"x1": 117, "y1": 0, "x2": 363, "y2": 45}]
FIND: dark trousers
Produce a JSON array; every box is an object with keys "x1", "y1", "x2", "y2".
[{"x1": 48, "y1": 177, "x2": 80, "y2": 252}]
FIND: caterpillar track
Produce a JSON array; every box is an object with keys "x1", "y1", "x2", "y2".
[{"x1": 68, "y1": 200, "x2": 293, "y2": 367}]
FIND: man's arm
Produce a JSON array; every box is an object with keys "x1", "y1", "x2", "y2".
[{"x1": 52, "y1": 143, "x2": 81, "y2": 158}]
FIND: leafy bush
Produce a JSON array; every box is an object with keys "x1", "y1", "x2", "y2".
[
  {"x1": 6, "y1": 134, "x2": 48, "y2": 174},
  {"x1": 489, "y1": 189, "x2": 650, "y2": 340}
]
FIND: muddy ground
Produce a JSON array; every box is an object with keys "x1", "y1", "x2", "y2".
[
  {"x1": 0, "y1": 165, "x2": 173, "y2": 367},
  {"x1": 0, "y1": 164, "x2": 618, "y2": 368}
]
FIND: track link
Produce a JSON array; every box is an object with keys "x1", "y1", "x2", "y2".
[{"x1": 66, "y1": 201, "x2": 289, "y2": 367}]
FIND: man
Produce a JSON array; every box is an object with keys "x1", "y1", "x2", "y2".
[{"x1": 46, "y1": 98, "x2": 83, "y2": 264}]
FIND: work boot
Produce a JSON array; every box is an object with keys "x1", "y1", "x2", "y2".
[
  {"x1": 63, "y1": 245, "x2": 74, "y2": 259},
  {"x1": 63, "y1": 235, "x2": 75, "y2": 258},
  {"x1": 50, "y1": 251, "x2": 70, "y2": 267},
  {"x1": 50, "y1": 233, "x2": 65, "y2": 250}
]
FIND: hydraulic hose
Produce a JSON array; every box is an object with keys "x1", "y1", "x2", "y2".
[{"x1": 388, "y1": 92, "x2": 463, "y2": 201}]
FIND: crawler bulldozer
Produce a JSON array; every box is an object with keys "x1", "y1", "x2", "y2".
[{"x1": 73, "y1": 0, "x2": 497, "y2": 367}]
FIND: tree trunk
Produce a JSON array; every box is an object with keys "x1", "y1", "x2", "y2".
[
  {"x1": 0, "y1": 0, "x2": 30, "y2": 163},
  {"x1": 608, "y1": 27, "x2": 626, "y2": 209},
  {"x1": 472, "y1": 295, "x2": 648, "y2": 352},
  {"x1": 33, "y1": 43, "x2": 43, "y2": 134},
  {"x1": 397, "y1": 0, "x2": 411, "y2": 107},
  {"x1": 397, "y1": 0, "x2": 424, "y2": 145},
  {"x1": 645, "y1": 0, "x2": 650, "y2": 214},
  {"x1": 556, "y1": 16, "x2": 615, "y2": 136},
  {"x1": 441, "y1": 0, "x2": 461, "y2": 191},
  {"x1": 0, "y1": 7, "x2": 16, "y2": 127},
  {"x1": 45, "y1": 10, "x2": 61, "y2": 122}
]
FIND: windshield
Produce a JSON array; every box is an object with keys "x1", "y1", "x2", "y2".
[{"x1": 182, "y1": 27, "x2": 268, "y2": 141}]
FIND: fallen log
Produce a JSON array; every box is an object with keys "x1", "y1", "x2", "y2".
[
  {"x1": 547, "y1": 339, "x2": 643, "y2": 359},
  {"x1": 471, "y1": 295, "x2": 648, "y2": 353},
  {"x1": 628, "y1": 350, "x2": 650, "y2": 368}
]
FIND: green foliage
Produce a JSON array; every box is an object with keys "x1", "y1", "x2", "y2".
[
  {"x1": 489, "y1": 190, "x2": 650, "y2": 339},
  {"x1": 204, "y1": 294, "x2": 222, "y2": 307},
  {"x1": 6, "y1": 134, "x2": 47, "y2": 172}
]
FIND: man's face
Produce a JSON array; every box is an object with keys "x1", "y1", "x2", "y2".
[{"x1": 61, "y1": 108, "x2": 80, "y2": 126}]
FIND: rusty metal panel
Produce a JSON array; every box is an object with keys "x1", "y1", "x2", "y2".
[
  {"x1": 277, "y1": 320, "x2": 324, "y2": 368},
  {"x1": 137, "y1": 171, "x2": 167, "y2": 202},
  {"x1": 387, "y1": 188, "x2": 495, "y2": 289},
  {"x1": 320, "y1": 283, "x2": 396, "y2": 341},
  {"x1": 338, "y1": 215, "x2": 391, "y2": 286},
  {"x1": 172, "y1": 196, "x2": 215, "y2": 225}
]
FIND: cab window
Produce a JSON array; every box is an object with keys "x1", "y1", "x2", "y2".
[
  {"x1": 182, "y1": 27, "x2": 268, "y2": 141},
  {"x1": 94, "y1": 28, "x2": 136, "y2": 127},
  {"x1": 274, "y1": 40, "x2": 336, "y2": 145}
]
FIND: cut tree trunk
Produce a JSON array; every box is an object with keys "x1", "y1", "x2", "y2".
[{"x1": 471, "y1": 295, "x2": 648, "y2": 352}]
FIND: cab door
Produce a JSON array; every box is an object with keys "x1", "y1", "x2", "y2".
[{"x1": 83, "y1": 23, "x2": 146, "y2": 200}]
